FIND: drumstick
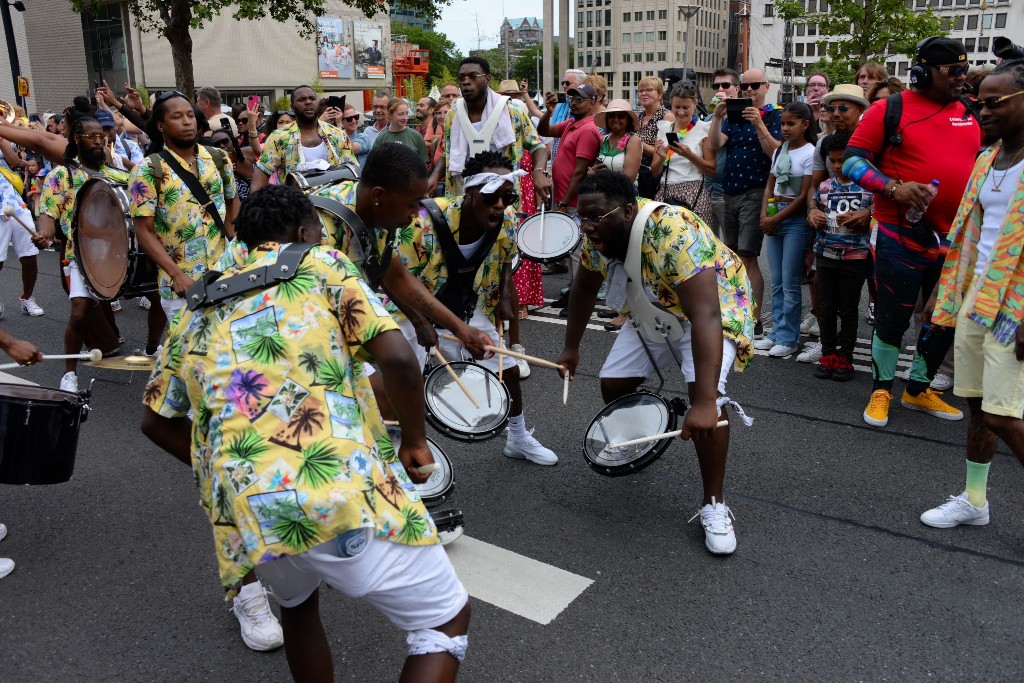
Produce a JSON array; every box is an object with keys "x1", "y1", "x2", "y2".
[
  {"x1": 539, "y1": 201, "x2": 546, "y2": 253},
  {"x1": 0, "y1": 349, "x2": 102, "y2": 370},
  {"x1": 440, "y1": 334, "x2": 565, "y2": 372},
  {"x1": 414, "y1": 463, "x2": 441, "y2": 475},
  {"x1": 495, "y1": 319, "x2": 504, "y2": 383},
  {"x1": 605, "y1": 421, "x2": 730, "y2": 449},
  {"x1": 431, "y1": 346, "x2": 479, "y2": 409},
  {"x1": 3, "y1": 205, "x2": 36, "y2": 235},
  {"x1": 382, "y1": 419, "x2": 400, "y2": 426},
  {"x1": 563, "y1": 374, "x2": 569, "y2": 406}
]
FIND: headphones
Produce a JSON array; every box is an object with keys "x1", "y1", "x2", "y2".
[{"x1": 908, "y1": 37, "x2": 941, "y2": 89}]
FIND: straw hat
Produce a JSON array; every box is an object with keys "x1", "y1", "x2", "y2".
[
  {"x1": 498, "y1": 79, "x2": 521, "y2": 95},
  {"x1": 820, "y1": 84, "x2": 870, "y2": 110},
  {"x1": 594, "y1": 99, "x2": 640, "y2": 131}
]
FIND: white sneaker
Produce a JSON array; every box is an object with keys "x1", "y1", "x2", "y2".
[
  {"x1": 110, "y1": 299, "x2": 122, "y2": 312},
  {"x1": 510, "y1": 344, "x2": 530, "y2": 379},
  {"x1": 503, "y1": 427, "x2": 558, "y2": 465},
  {"x1": 920, "y1": 491, "x2": 989, "y2": 529},
  {"x1": 0, "y1": 523, "x2": 7, "y2": 542},
  {"x1": 60, "y1": 372, "x2": 78, "y2": 393},
  {"x1": 768, "y1": 344, "x2": 798, "y2": 358},
  {"x1": 689, "y1": 497, "x2": 737, "y2": 555},
  {"x1": 796, "y1": 341, "x2": 822, "y2": 363},
  {"x1": 0, "y1": 558, "x2": 13, "y2": 579},
  {"x1": 753, "y1": 337, "x2": 775, "y2": 351},
  {"x1": 232, "y1": 583, "x2": 285, "y2": 651},
  {"x1": 930, "y1": 373, "x2": 954, "y2": 391},
  {"x1": 0, "y1": 303, "x2": 5, "y2": 320},
  {"x1": 19, "y1": 296, "x2": 43, "y2": 316},
  {"x1": 800, "y1": 313, "x2": 820, "y2": 336},
  {"x1": 138, "y1": 297, "x2": 151, "y2": 310}
]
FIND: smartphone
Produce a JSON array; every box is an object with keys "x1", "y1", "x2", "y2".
[
  {"x1": 665, "y1": 131, "x2": 679, "y2": 145},
  {"x1": 726, "y1": 97, "x2": 753, "y2": 125},
  {"x1": 557, "y1": 92, "x2": 567, "y2": 104},
  {"x1": 247, "y1": 94, "x2": 259, "y2": 110},
  {"x1": 326, "y1": 95, "x2": 346, "y2": 111}
]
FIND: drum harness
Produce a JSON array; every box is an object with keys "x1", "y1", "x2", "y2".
[
  {"x1": 307, "y1": 195, "x2": 392, "y2": 290},
  {"x1": 420, "y1": 198, "x2": 502, "y2": 323},
  {"x1": 184, "y1": 242, "x2": 317, "y2": 311}
]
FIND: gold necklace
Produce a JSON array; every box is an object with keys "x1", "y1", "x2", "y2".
[{"x1": 991, "y1": 145, "x2": 1024, "y2": 193}]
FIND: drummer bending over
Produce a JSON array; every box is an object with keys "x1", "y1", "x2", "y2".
[
  {"x1": 559, "y1": 170, "x2": 755, "y2": 554},
  {"x1": 378, "y1": 150, "x2": 560, "y2": 466},
  {"x1": 141, "y1": 186, "x2": 470, "y2": 682},
  {"x1": 32, "y1": 112, "x2": 165, "y2": 393}
]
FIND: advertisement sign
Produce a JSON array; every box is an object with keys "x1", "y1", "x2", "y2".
[
  {"x1": 316, "y1": 17, "x2": 354, "y2": 79},
  {"x1": 353, "y1": 21, "x2": 386, "y2": 80}
]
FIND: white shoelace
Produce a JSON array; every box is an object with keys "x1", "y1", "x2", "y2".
[
  {"x1": 510, "y1": 426, "x2": 541, "y2": 447},
  {"x1": 937, "y1": 495, "x2": 973, "y2": 513},
  {"x1": 688, "y1": 500, "x2": 736, "y2": 533},
  {"x1": 233, "y1": 590, "x2": 274, "y2": 625}
]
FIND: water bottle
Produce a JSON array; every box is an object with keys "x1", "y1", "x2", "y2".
[
  {"x1": 766, "y1": 199, "x2": 778, "y2": 217},
  {"x1": 905, "y1": 179, "x2": 940, "y2": 224}
]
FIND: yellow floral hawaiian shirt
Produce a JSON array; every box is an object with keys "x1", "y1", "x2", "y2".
[
  {"x1": 143, "y1": 243, "x2": 437, "y2": 599},
  {"x1": 388, "y1": 196, "x2": 517, "y2": 321},
  {"x1": 35, "y1": 164, "x2": 129, "y2": 263},
  {"x1": 310, "y1": 180, "x2": 392, "y2": 261},
  {"x1": 128, "y1": 147, "x2": 236, "y2": 299},
  {"x1": 581, "y1": 199, "x2": 755, "y2": 370},
  {"x1": 257, "y1": 120, "x2": 357, "y2": 179}
]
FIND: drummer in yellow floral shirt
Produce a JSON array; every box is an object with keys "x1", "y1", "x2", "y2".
[{"x1": 141, "y1": 185, "x2": 470, "y2": 681}]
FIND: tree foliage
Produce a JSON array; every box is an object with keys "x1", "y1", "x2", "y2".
[
  {"x1": 510, "y1": 44, "x2": 574, "y2": 90},
  {"x1": 390, "y1": 21, "x2": 461, "y2": 89},
  {"x1": 69, "y1": 0, "x2": 452, "y2": 97},
  {"x1": 776, "y1": 0, "x2": 945, "y2": 74}
]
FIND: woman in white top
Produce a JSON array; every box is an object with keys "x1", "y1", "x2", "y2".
[
  {"x1": 650, "y1": 84, "x2": 716, "y2": 227},
  {"x1": 592, "y1": 99, "x2": 642, "y2": 183}
]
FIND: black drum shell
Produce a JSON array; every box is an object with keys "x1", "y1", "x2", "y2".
[{"x1": 0, "y1": 384, "x2": 89, "y2": 485}]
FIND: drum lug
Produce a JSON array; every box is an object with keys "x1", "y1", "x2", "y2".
[
  {"x1": 23, "y1": 400, "x2": 31, "y2": 426},
  {"x1": 669, "y1": 397, "x2": 689, "y2": 415}
]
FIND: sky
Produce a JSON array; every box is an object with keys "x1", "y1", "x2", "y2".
[{"x1": 437, "y1": 0, "x2": 556, "y2": 55}]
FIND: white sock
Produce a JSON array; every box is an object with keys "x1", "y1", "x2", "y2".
[{"x1": 507, "y1": 414, "x2": 526, "y2": 439}]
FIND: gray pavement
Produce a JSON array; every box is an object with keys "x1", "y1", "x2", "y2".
[{"x1": 1, "y1": 252, "x2": 1022, "y2": 682}]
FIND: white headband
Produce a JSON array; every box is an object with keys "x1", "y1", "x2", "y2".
[{"x1": 463, "y1": 170, "x2": 526, "y2": 194}]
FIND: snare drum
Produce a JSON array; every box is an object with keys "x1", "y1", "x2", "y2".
[
  {"x1": 0, "y1": 384, "x2": 90, "y2": 485},
  {"x1": 583, "y1": 391, "x2": 685, "y2": 477},
  {"x1": 424, "y1": 361, "x2": 511, "y2": 442},
  {"x1": 285, "y1": 164, "x2": 360, "y2": 192},
  {"x1": 516, "y1": 210, "x2": 582, "y2": 264},
  {"x1": 384, "y1": 425, "x2": 455, "y2": 507},
  {"x1": 72, "y1": 177, "x2": 158, "y2": 301}
]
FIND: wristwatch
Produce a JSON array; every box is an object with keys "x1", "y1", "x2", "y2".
[{"x1": 887, "y1": 180, "x2": 903, "y2": 200}]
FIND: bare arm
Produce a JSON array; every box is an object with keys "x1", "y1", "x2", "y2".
[
  {"x1": 560, "y1": 156, "x2": 592, "y2": 207},
  {"x1": 708, "y1": 101, "x2": 729, "y2": 153},
  {"x1": 224, "y1": 195, "x2": 239, "y2": 238},
  {"x1": 141, "y1": 408, "x2": 193, "y2": 466},
  {"x1": 623, "y1": 135, "x2": 642, "y2": 182},
  {"x1": 0, "y1": 121, "x2": 67, "y2": 165},
  {"x1": 671, "y1": 269, "x2": 723, "y2": 441},
  {"x1": 249, "y1": 167, "x2": 270, "y2": 193}
]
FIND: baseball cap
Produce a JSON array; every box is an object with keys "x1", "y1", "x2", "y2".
[
  {"x1": 567, "y1": 84, "x2": 597, "y2": 101},
  {"x1": 94, "y1": 109, "x2": 116, "y2": 128},
  {"x1": 916, "y1": 37, "x2": 967, "y2": 65}
]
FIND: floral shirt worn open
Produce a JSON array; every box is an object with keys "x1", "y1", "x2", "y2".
[
  {"x1": 257, "y1": 120, "x2": 358, "y2": 178},
  {"x1": 142, "y1": 243, "x2": 438, "y2": 599}
]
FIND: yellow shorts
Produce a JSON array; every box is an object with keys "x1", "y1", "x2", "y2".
[{"x1": 953, "y1": 300, "x2": 1024, "y2": 418}]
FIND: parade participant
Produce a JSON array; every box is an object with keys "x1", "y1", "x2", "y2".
[
  {"x1": 922, "y1": 60, "x2": 1024, "y2": 528},
  {"x1": 141, "y1": 185, "x2": 470, "y2": 682},
  {"x1": 844, "y1": 37, "x2": 979, "y2": 427},
  {"x1": 0, "y1": 327, "x2": 42, "y2": 579},
  {"x1": 32, "y1": 114, "x2": 162, "y2": 393},
  {"x1": 0, "y1": 140, "x2": 42, "y2": 319},
  {"x1": 249, "y1": 86, "x2": 356, "y2": 192},
  {"x1": 129, "y1": 91, "x2": 239, "y2": 324},
  {"x1": 558, "y1": 169, "x2": 755, "y2": 554},
  {"x1": 427, "y1": 56, "x2": 551, "y2": 200},
  {"x1": 388, "y1": 151, "x2": 560, "y2": 466}
]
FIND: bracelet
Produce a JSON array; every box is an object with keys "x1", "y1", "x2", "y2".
[
  {"x1": 758, "y1": 133, "x2": 771, "y2": 140},
  {"x1": 887, "y1": 180, "x2": 903, "y2": 200}
]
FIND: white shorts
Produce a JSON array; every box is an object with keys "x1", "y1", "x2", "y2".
[
  {"x1": 258, "y1": 533, "x2": 468, "y2": 631},
  {"x1": 160, "y1": 296, "x2": 185, "y2": 322},
  {"x1": 398, "y1": 309, "x2": 514, "y2": 373},
  {"x1": 65, "y1": 261, "x2": 96, "y2": 301},
  {"x1": 599, "y1": 320, "x2": 736, "y2": 395},
  {"x1": 0, "y1": 208, "x2": 40, "y2": 262}
]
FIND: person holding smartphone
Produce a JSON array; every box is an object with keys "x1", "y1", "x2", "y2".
[{"x1": 651, "y1": 84, "x2": 716, "y2": 227}]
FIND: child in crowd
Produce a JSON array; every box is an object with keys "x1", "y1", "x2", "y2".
[{"x1": 807, "y1": 130, "x2": 873, "y2": 381}]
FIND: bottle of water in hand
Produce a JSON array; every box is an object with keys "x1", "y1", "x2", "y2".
[{"x1": 905, "y1": 179, "x2": 940, "y2": 224}]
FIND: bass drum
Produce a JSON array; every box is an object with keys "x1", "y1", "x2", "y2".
[
  {"x1": 582, "y1": 391, "x2": 679, "y2": 477},
  {"x1": 0, "y1": 384, "x2": 90, "y2": 485},
  {"x1": 285, "y1": 164, "x2": 360, "y2": 192},
  {"x1": 72, "y1": 177, "x2": 158, "y2": 301}
]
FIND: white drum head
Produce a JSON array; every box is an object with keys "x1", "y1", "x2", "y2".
[
  {"x1": 424, "y1": 362, "x2": 511, "y2": 441},
  {"x1": 583, "y1": 392, "x2": 675, "y2": 476},
  {"x1": 516, "y1": 211, "x2": 581, "y2": 263}
]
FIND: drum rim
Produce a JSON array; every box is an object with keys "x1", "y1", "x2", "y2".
[
  {"x1": 515, "y1": 211, "x2": 582, "y2": 263},
  {"x1": 0, "y1": 382, "x2": 86, "y2": 403},
  {"x1": 72, "y1": 178, "x2": 132, "y2": 301},
  {"x1": 415, "y1": 440, "x2": 455, "y2": 501},
  {"x1": 423, "y1": 361, "x2": 511, "y2": 440},
  {"x1": 582, "y1": 390, "x2": 676, "y2": 476}
]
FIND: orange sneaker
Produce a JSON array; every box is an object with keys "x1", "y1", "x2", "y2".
[
  {"x1": 863, "y1": 389, "x2": 892, "y2": 427},
  {"x1": 901, "y1": 388, "x2": 964, "y2": 421}
]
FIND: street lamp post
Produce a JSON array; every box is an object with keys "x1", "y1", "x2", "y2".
[
  {"x1": 1, "y1": 0, "x2": 27, "y2": 109},
  {"x1": 678, "y1": 4, "x2": 699, "y2": 85}
]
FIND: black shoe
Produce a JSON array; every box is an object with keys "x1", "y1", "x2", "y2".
[
  {"x1": 551, "y1": 292, "x2": 569, "y2": 309},
  {"x1": 831, "y1": 356, "x2": 854, "y2": 382},
  {"x1": 814, "y1": 354, "x2": 837, "y2": 379},
  {"x1": 754, "y1": 321, "x2": 764, "y2": 339},
  {"x1": 603, "y1": 321, "x2": 622, "y2": 331}
]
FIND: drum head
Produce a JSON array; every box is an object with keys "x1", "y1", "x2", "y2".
[
  {"x1": 516, "y1": 211, "x2": 582, "y2": 264},
  {"x1": 424, "y1": 362, "x2": 511, "y2": 442},
  {"x1": 73, "y1": 179, "x2": 130, "y2": 300},
  {"x1": 583, "y1": 392, "x2": 676, "y2": 477},
  {"x1": 511, "y1": 251, "x2": 521, "y2": 274},
  {"x1": 286, "y1": 165, "x2": 360, "y2": 191},
  {"x1": 385, "y1": 426, "x2": 455, "y2": 505}
]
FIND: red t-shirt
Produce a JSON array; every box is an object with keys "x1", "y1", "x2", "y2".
[
  {"x1": 552, "y1": 116, "x2": 602, "y2": 207},
  {"x1": 848, "y1": 90, "x2": 981, "y2": 235}
]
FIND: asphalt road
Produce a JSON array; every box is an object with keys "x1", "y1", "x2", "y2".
[{"x1": 1, "y1": 251, "x2": 1022, "y2": 682}]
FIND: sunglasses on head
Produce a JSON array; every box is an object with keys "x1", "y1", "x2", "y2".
[
  {"x1": 824, "y1": 104, "x2": 853, "y2": 113},
  {"x1": 712, "y1": 81, "x2": 736, "y2": 90},
  {"x1": 154, "y1": 90, "x2": 187, "y2": 105},
  {"x1": 739, "y1": 81, "x2": 766, "y2": 91},
  {"x1": 480, "y1": 190, "x2": 519, "y2": 206},
  {"x1": 343, "y1": 114, "x2": 361, "y2": 122},
  {"x1": 969, "y1": 89, "x2": 1024, "y2": 113}
]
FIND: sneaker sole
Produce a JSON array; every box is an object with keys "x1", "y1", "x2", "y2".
[
  {"x1": 21, "y1": 309, "x2": 43, "y2": 317},
  {"x1": 239, "y1": 632, "x2": 285, "y2": 652},
  {"x1": 900, "y1": 399, "x2": 964, "y2": 421},
  {"x1": 0, "y1": 562, "x2": 14, "y2": 579},
  {"x1": 704, "y1": 537, "x2": 737, "y2": 555},
  {"x1": 862, "y1": 411, "x2": 889, "y2": 427},
  {"x1": 502, "y1": 447, "x2": 558, "y2": 466},
  {"x1": 920, "y1": 515, "x2": 989, "y2": 529}
]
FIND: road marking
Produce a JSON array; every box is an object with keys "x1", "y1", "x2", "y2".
[{"x1": 445, "y1": 535, "x2": 593, "y2": 625}]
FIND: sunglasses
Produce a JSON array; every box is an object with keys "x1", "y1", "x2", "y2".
[
  {"x1": 237, "y1": 117, "x2": 249, "y2": 124},
  {"x1": 971, "y1": 89, "x2": 1024, "y2": 112},
  {"x1": 824, "y1": 104, "x2": 853, "y2": 113},
  {"x1": 480, "y1": 191, "x2": 519, "y2": 206},
  {"x1": 739, "y1": 81, "x2": 766, "y2": 91},
  {"x1": 276, "y1": 110, "x2": 295, "y2": 116},
  {"x1": 561, "y1": 80, "x2": 573, "y2": 87},
  {"x1": 210, "y1": 137, "x2": 232, "y2": 148},
  {"x1": 933, "y1": 64, "x2": 970, "y2": 78},
  {"x1": 712, "y1": 81, "x2": 736, "y2": 90},
  {"x1": 343, "y1": 114, "x2": 361, "y2": 122},
  {"x1": 76, "y1": 133, "x2": 107, "y2": 142},
  {"x1": 579, "y1": 205, "x2": 622, "y2": 224},
  {"x1": 569, "y1": 95, "x2": 593, "y2": 104}
]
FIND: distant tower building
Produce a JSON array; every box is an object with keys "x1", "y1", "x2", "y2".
[{"x1": 500, "y1": 17, "x2": 544, "y2": 51}]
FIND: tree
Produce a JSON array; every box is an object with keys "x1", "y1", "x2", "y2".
[
  {"x1": 511, "y1": 45, "x2": 575, "y2": 93},
  {"x1": 776, "y1": 0, "x2": 945, "y2": 75},
  {"x1": 70, "y1": 0, "x2": 452, "y2": 98},
  {"x1": 390, "y1": 21, "x2": 460, "y2": 89}
]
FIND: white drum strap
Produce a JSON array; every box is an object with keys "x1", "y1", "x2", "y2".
[
  {"x1": 455, "y1": 96, "x2": 510, "y2": 159},
  {"x1": 624, "y1": 201, "x2": 685, "y2": 345}
]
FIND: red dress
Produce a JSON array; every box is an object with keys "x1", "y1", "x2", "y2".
[{"x1": 513, "y1": 149, "x2": 545, "y2": 307}]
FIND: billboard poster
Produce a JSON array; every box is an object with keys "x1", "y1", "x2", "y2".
[
  {"x1": 316, "y1": 17, "x2": 354, "y2": 79},
  {"x1": 353, "y1": 21, "x2": 386, "y2": 80}
]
